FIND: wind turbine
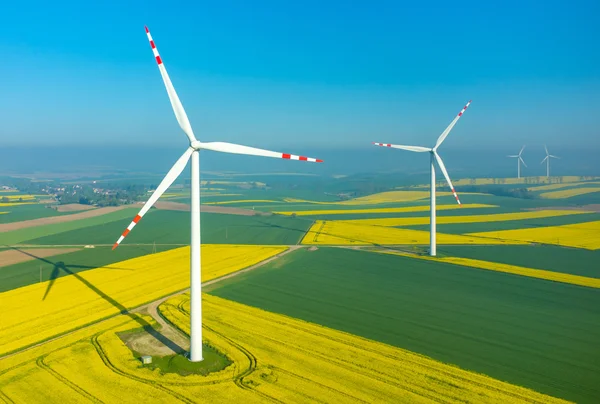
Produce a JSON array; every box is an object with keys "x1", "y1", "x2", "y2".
[
  {"x1": 507, "y1": 145, "x2": 527, "y2": 179},
  {"x1": 541, "y1": 145, "x2": 559, "y2": 177},
  {"x1": 112, "y1": 27, "x2": 323, "y2": 362},
  {"x1": 374, "y1": 101, "x2": 471, "y2": 257}
]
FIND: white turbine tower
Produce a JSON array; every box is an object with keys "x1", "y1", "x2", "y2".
[
  {"x1": 507, "y1": 145, "x2": 527, "y2": 179},
  {"x1": 374, "y1": 101, "x2": 471, "y2": 257},
  {"x1": 112, "y1": 27, "x2": 323, "y2": 362},
  {"x1": 541, "y1": 145, "x2": 559, "y2": 178}
]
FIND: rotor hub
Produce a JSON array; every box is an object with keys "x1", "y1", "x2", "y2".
[{"x1": 190, "y1": 140, "x2": 202, "y2": 150}]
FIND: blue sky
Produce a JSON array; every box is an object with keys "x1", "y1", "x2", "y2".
[{"x1": 1, "y1": 0, "x2": 598, "y2": 150}]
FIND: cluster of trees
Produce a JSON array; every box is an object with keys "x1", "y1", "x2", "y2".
[{"x1": 1, "y1": 196, "x2": 25, "y2": 203}]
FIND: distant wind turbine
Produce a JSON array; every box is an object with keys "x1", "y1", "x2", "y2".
[
  {"x1": 112, "y1": 26, "x2": 323, "y2": 363},
  {"x1": 374, "y1": 101, "x2": 471, "y2": 257},
  {"x1": 541, "y1": 145, "x2": 559, "y2": 178},
  {"x1": 508, "y1": 145, "x2": 527, "y2": 179}
]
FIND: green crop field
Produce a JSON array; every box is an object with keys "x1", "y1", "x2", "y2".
[
  {"x1": 209, "y1": 247, "x2": 600, "y2": 403},
  {"x1": 404, "y1": 212, "x2": 600, "y2": 234},
  {"x1": 0, "y1": 208, "x2": 139, "y2": 245},
  {"x1": 0, "y1": 245, "x2": 158, "y2": 293},
  {"x1": 439, "y1": 244, "x2": 600, "y2": 279},
  {"x1": 567, "y1": 192, "x2": 600, "y2": 205},
  {"x1": 23, "y1": 210, "x2": 313, "y2": 246},
  {"x1": 0, "y1": 204, "x2": 66, "y2": 224}
]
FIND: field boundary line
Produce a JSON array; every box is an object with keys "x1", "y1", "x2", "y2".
[{"x1": 297, "y1": 220, "x2": 315, "y2": 245}]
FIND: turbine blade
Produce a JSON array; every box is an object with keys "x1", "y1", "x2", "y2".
[
  {"x1": 145, "y1": 26, "x2": 197, "y2": 143},
  {"x1": 550, "y1": 155, "x2": 560, "y2": 159},
  {"x1": 507, "y1": 155, "x2": 519, "y2": 157},
  {"x1": 520, "y1": 156, "x2": 528, "y2": 168},
  {"x1": 545, "y1": 144, "x2": 549, "y2": 156},
  {"x1": 541, "y1": 156, "x2": 548, "y2": 164},
  {"x1": 200, "y1": 142, "x2": 323, "y2": 162},
  {"x1": 434, "y1": 100, "x2": 471, "y2": 150},
  {"x1": 519, "y1": 145, "x2": 526, "y2": 156},
  {"x1": 373, "y1": 143, "x2": 431, "y2": 152},
  {"x1": 433, "y1": 151, "x2": 461, "y2": 205},
  {"x1": 112, "y1": 147, "x2": 194, "y2": 249}
]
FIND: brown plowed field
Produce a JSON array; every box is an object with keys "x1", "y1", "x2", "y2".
[
  {"x1": 0, "y1": 248, "x2": 80, "y2": 267},
  {"x1": 0, "y1": 206, "x2": 130, "y2": 232},
  {"x1": 55, "y1": 204, "x2": 96, "y2": 212}
]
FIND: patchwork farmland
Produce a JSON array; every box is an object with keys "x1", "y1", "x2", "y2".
[{"x1": 1, "y1": 183, "x2": 599, "y2": 403}]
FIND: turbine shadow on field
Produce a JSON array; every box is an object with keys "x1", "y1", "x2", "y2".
[{"x1": 12, "y1": 247, "x2": 185, "y2": 354}]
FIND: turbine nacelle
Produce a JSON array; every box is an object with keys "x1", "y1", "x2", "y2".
[{"x1": 373, "y1": 99, "x2": 471, "y2": 207}]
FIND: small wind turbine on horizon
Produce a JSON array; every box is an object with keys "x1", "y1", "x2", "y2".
[
  {"x1": 112, "y1": 26, "x2": 323, "y2": 362},
  {"x1": 541, "y1": 145, "x2": 559, "y2": 178},
  {"x1": 508, "y1": 146, "x2": 527, "y2": 179},
  {"x1": 374, "y1": 101, "x2": 471, "y2": 257}
]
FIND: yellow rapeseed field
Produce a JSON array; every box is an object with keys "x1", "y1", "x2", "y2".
[
  {"x1": 301, "y1": 220, "x2": 527, "y2": 246},
  {"x1": 370, "y1": 249, "x2": 600, "y2": 288},
  {"x1": 0, "y1": 245, "x2": 287, "y2": 356},
  {"x1": 0, "y1": 195, "x2": 36, "y2": 200},
  {"x1": 204, "y1": 199, "x2": 279, "y2": 205},
  {"x1": 343, "y1": 209, "x2": 591, "y2": 227},
  {"x1": 0, "y1": 202, "x2": 37, "y2": 207},
  {"x1": 0, "y1": 362, "x2": 85, "y2": 403},
  {"x1": 276, "y1": 203, "x2": 496, "y2": 216},
  {"x1": 0, "y1": 296, "x2": 570, "y2": 403},
  {"x1": 159, "y1": 294, "x2": 569, "y2": 403},
  {"x1": 540, "y1": 187, "x2": 600, "y2": 199},
  {"x1": 158, "y1": 192, "x2": 186, "y2": 198},
  {"x1": 200, "y1": 193, "x2": 243, "y2": 198},
  {"x1": 469, "y1": 220, "x2": 600, "y2": 250}
]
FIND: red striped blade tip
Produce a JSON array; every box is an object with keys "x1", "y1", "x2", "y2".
[
  {"x1": 316, "y1": 159, "x2": 324, "y2": 163},
  {"x1": 112, "y1": 243, "x2": 119, "y2": 250},
  {"x1": 144, "y1": 26, "x2": 149, "y2": 33}
]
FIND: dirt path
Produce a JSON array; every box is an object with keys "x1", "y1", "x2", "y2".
[
  {"x1": 0, "y1": 246, "x2": 303, "y2": 359},
  {"x1": 0, "y1": 206, "x2": 131, "y2": 232},
  {"x1": 129, "y1": 245, "x2": 302, "y2": 355}
]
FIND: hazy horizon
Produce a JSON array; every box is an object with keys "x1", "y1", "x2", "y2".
[{"x1": 2, "y1": 145, "x2": 599, "y2": 179}]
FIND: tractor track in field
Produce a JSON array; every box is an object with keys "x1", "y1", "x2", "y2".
[{"x1": 0, "y1": 246, "x2": 302, "y2": 361}]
